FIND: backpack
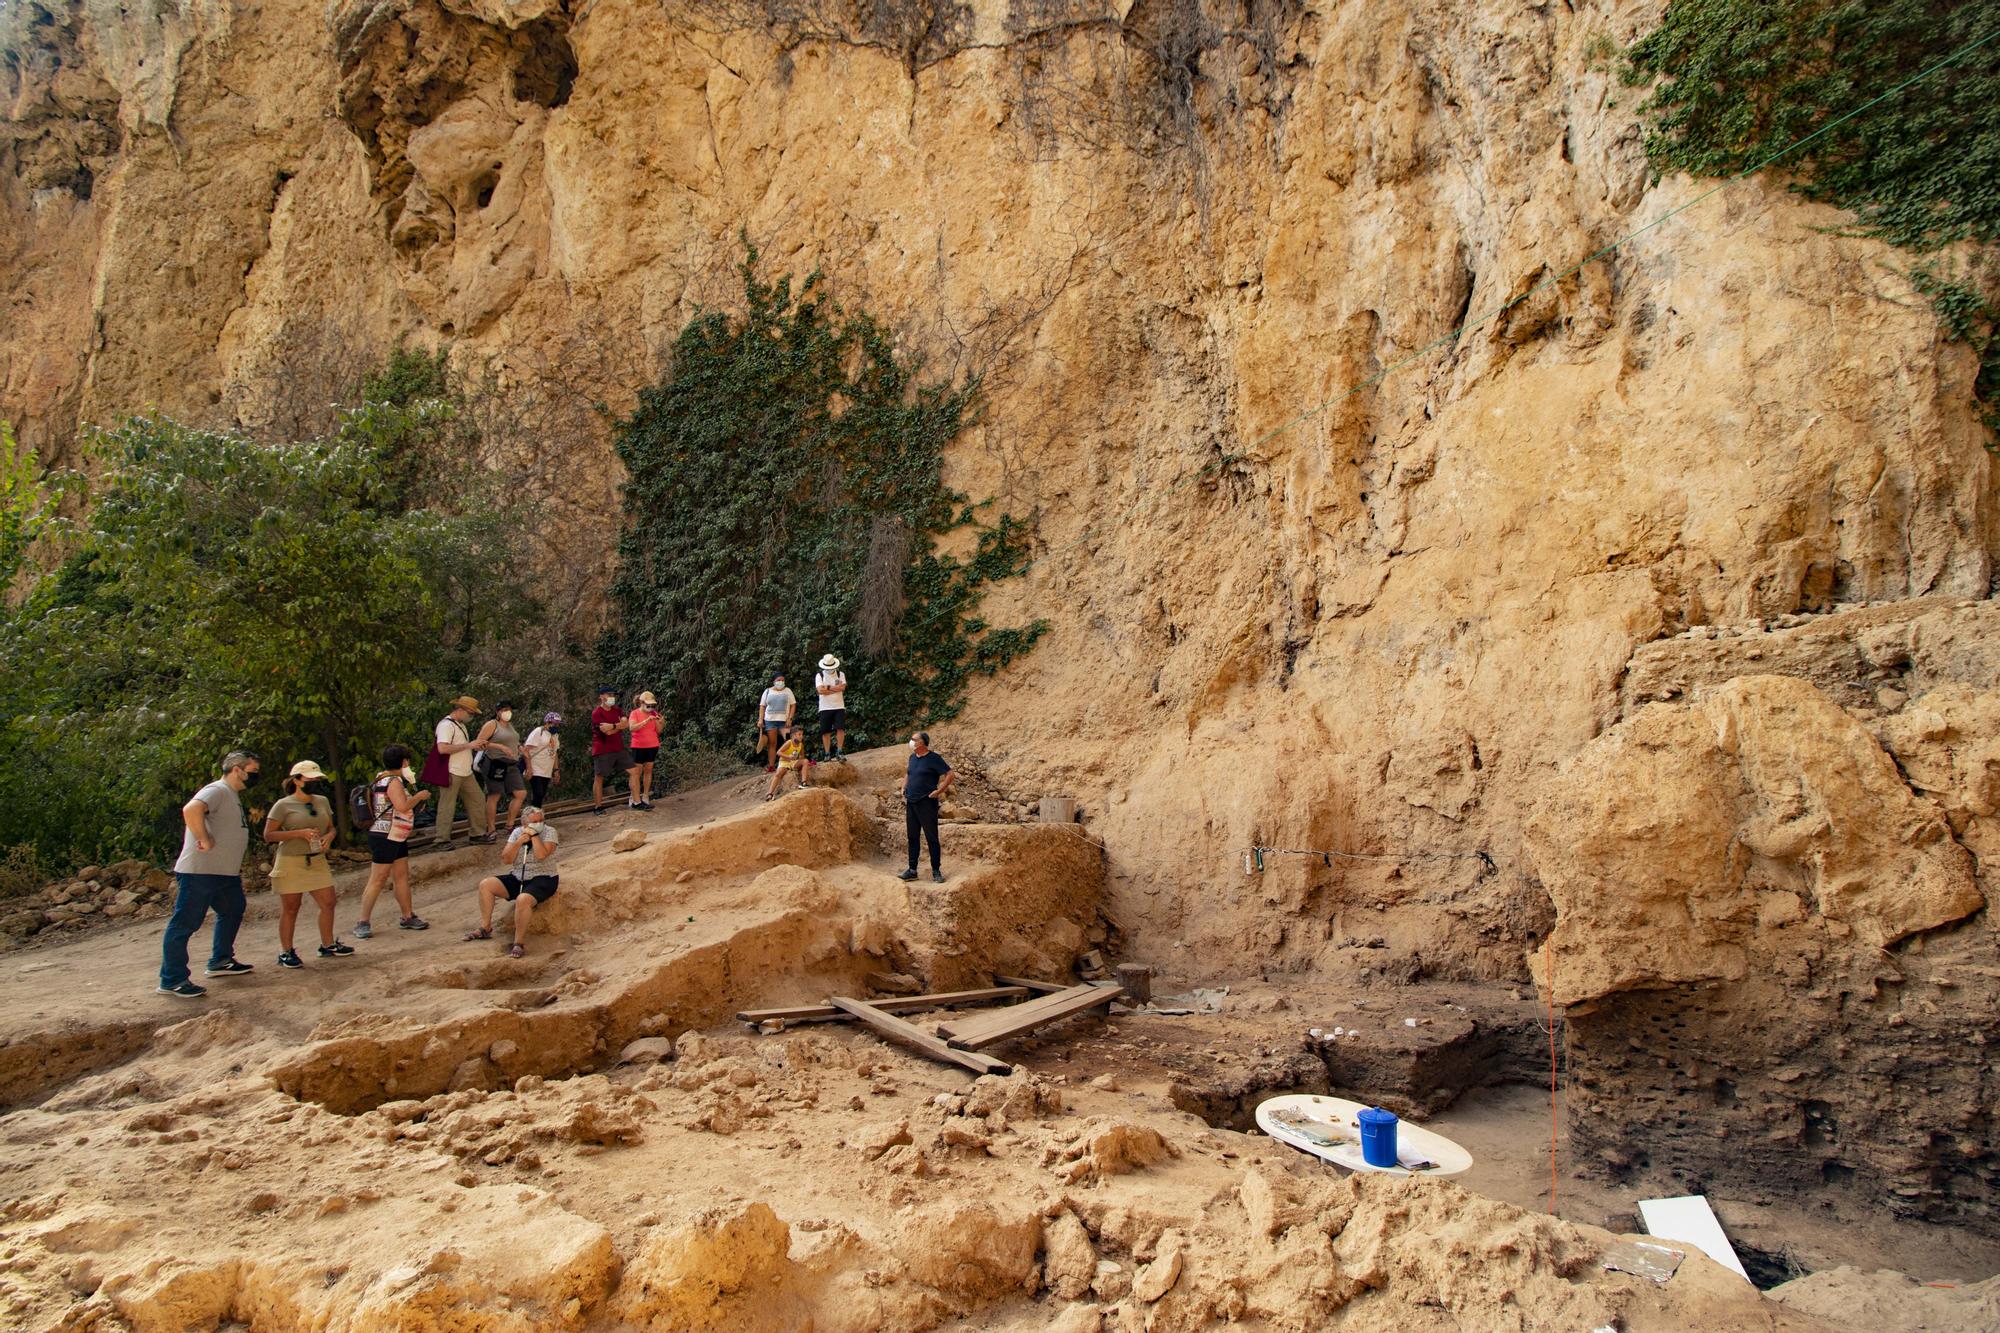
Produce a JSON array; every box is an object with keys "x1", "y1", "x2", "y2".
[{"x1": 348, "y1": 781, "x2": 372, "y2": 829}]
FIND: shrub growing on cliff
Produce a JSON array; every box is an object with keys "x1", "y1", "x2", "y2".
[
  {"x1": 1625, "y1": 0, "x2": 2000, "y2": 429},
  {"x1": 599, "y1": 249, "x2": 1045, "y2": 752}
]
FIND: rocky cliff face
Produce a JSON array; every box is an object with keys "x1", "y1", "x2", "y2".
[{"x1": 3, "y1": 0, "x2": 1995, "y2": 1224}]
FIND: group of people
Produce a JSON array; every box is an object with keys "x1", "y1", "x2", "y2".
[{"x1": 155, "y1": 657, "x2": 959, "y2": 999}]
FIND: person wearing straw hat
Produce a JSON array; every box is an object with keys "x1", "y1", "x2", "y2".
[
  {"x1": 627, "y1": 691, "x2": 662, "y2": 811},
  {"x1": 432, "y1": 695, "x2": 491, "y2": 849},
  {"x1": 262, "y1": 760, "x2": 353, "y2": 968},
  {"x1": 814, "y1": 654, "x2": 848, "y2": 763}
]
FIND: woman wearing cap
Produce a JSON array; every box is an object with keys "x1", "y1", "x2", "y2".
[
  {"x1": 478, "y1": 700, "x2": 528, "y2": 834},
  {"x1": 523, "y1": 712, "x2": 562, "y2": 807},
  {"x1": 627, "y1": 691, "x2": 662, "y2": 812},
  {"x1": 815, "y1": 654, "x2": 848, "y2": 762},
  {"x1": 263, "y1": 760, "x2": 354, "y2": 968}
]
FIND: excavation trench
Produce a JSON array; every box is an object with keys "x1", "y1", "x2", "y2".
[{"x1": 266, "y1": 905, "x2": 870, "y2": 1114}]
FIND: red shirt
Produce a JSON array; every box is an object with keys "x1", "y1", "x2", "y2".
[{"x1": 591, "y1": 705, "x2": 626, "y2": 755}]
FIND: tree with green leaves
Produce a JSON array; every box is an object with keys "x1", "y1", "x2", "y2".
[
  {"x1": 599, "y1": 249, "x2": 1046, "y2": 754},
  {"x1": 0, "y1": 389, "x2": 526, "y2": 865}
]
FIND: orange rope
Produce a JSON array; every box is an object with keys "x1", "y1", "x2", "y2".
[{"x1": 1546, "y1": 934, "x2": 1559, "y2": 1216}]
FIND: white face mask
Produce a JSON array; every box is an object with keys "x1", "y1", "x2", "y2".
[
  {"x1": 401, "y1": 764, "x2": 416, "y2": 783},
  {"x1": 908, "y1": 739, "x2": 917, "y2": 750},
  {"x1": 499, "y1": 710, "x2": 513, "y2": 722},
  {"x1": 774, "y1": 681, "x2": 785, "y2": 690}
]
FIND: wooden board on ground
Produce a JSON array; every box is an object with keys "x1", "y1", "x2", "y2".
[
  {"x1": 993, "y1": 974, "x2": 1071, "y2": 995},
  {"x1": 737, "y1": 986, "x2": 1028, "y2": 1026},
  {"x1": 828, "y1": 997, "x2": 1012, "y2": 1077},
  {"x1": 937, "y1": 982, "x2": 1123, "y2": 1050}
]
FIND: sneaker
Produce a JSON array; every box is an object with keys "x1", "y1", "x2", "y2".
[
  {"x1": 473, "y1": 832, "x2": 498, "y2": 844},
  {"x1": 157, "y1": 980, "x2": 207, "y2": 999},
  {"x1": 399, "y1": 915, "x2": 430, "y2": 931},
  {"x1": 353, "y1": 921, "x2": 374, "y2": 939},
  {"x1": 318, "y1": 940, "x2": 355, "y2": 959},
  {"x1": 896, "y1": 868, "x2": 918, "y2": 882},
  {"x1": 931, "y1": 871, "x2": 946, "y2": 884},
  {"x1": 205, "y1": 959, "x2": 255, "y2": 978},
  {"x1": 277, "y1": 950, "x2": 304, "y2": 969}
]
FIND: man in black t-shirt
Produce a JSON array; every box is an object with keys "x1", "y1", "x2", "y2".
[{"x1": 896, "y1": 731, "x2": 956, "y2": 883}]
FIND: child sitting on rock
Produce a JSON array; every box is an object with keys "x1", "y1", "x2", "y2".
[{"x1": 763, "y1": 724, "x2": 813, "y2": 801}]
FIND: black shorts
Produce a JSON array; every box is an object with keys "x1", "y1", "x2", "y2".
[
  {"x1": 819, "y1": 709, "x2": 845, "y2": 732},
  {"x1": 593, "y1": 751, "x2": 633, "y2": 778},
  {"x1": 368, "y1": 833, "x2": 409, "y2": 864},
  {"x1": 500, "y1": 873, "x2": 559, "y2": 904},
  {"x1": 630, "y1": 746, "x2": 659, "y2": 763},
  {"x1": 485, "y1": 762, "x2": 525, "y2": 796}
]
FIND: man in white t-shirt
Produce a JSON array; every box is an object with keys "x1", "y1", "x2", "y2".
[
  {"x1": 432, "y1": 695, "x2": 491, "y2": 849},
  {"x1": 755, "y1": 674, "x2": 796, "y2": 773},
  {"x1": 815, "y1": 653, "x2": 849, "y2": 762}
]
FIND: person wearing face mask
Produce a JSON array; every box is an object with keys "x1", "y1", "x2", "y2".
[
  {"x1": 354, "y1": 742, "x2": 432, "y2": 940},
  {"x1": 590, "y1": 688, "x2": 638, "y2": 815},
  {"x1": 755, "y1": 673, "x2": 796, "y2": 773},
  {"x1": 895, "y1": 731, "x2": 956, "y2": 884},
  {"x1": 465, "y1": 806, "x2": 559, "y2": 958},
  {"x1": 478, "y1": 700, "x2": 528, "y2": 834},
  {"x1": 522, "y1": 712, "x2": 562, "y2": 807},
  {"x1": 627, "y1": 692, "x2": 661, "y2": 812},
  {"x1": 263, "y1": 760, "x2": 354, "y2": 968},
  {"x1": 158, "y1": 749, "x2": 262, "y2": 997}
]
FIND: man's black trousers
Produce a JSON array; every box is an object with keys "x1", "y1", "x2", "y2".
[{"x1": 905, "y1": 797, "x2": 941, "y2": 873}]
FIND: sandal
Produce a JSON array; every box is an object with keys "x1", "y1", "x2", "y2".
[
  {"x1": 464, "y1": 928, "x2": 492, "y2": 941},
  {"x1": 508, "y1": 943, "x2": 526, "y2": 959}
]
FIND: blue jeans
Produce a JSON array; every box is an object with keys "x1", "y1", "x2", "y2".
[{"x1": 160, "y1": 873, "x2": 246, "y2": 987}]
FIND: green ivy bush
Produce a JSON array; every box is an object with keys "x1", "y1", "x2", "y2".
[
  {"x1": 1624, "y1": 0, "x2": 2000, "y2": 431},
  {"x1": 599, "y1": 249, "x2": 1046, "y2": 755}
]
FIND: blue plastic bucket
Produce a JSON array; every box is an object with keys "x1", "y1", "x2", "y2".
[{"x1": 1357, "y1": 1107, "x2": 1399, "y2": 1168}]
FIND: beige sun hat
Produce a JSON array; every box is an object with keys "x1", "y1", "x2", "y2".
[
  {"x1": 451, "y1": 695, "x2": 481, "y2": 711},
  {"x1": 819, "y1": 654, "x2": 841, "y2": 671},
  {"x1": 287, "y1": 759, "x2": 327, "y2": 780},
  {"x1": 638, "y1": 691, "x2": 658, "y2": 706}
]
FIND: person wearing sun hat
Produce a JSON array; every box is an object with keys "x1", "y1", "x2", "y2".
[
  {"x1": 262, "y1": 759, "x2": 352, "y2": 969},
  {"x1": 627, "y1": 691, "x2": 662, "y2": 811},
  {"x1": 432, "y1": 694, "x2": 490, "y2": 849},
  {"x1": 814, "y1": 653, "x2": 849, "y2": 762}
]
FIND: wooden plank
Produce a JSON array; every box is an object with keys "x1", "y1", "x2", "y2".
[
  {"x1": 828, "y1": 997, "x2": 1013, "y2": 1076},
  {"x1": 737, "y1": 986, "x2": 1028, "y2": 1026},
  {"x1": 940, "y1": 983, "x2": 1122, "y2": 1050},
  {"x1": 992, "y1": 974, "x2": 1071, "y2": 995}
]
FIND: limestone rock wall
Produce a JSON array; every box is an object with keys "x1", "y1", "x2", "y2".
[
  {"x1": 1528, "y1": 601, "x2": 1999, "y2": 1230},
  {"x1": 2, "y1": 0, "x2": 1995, "y2": 1001}
]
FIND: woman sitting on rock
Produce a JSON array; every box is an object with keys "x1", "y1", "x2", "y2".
[{"x1": 465, "y1": 807, "x2": 559, "y2": 958}]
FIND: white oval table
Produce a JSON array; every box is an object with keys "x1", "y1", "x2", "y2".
[{"x1": 1254, "y1": 1094, "x2": 1473, "y2": 1178}]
